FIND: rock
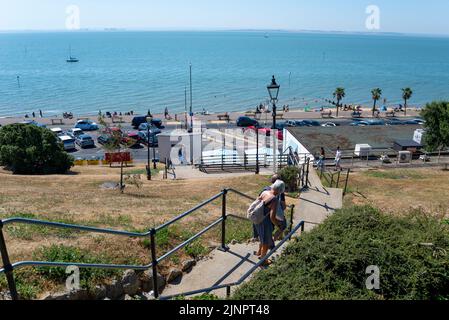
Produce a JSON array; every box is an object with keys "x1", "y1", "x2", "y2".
[
  {"x1": 0, "y1": 292, "x2": 12, "y2": 300},
  {"x1": 42, "y1": 292, "x2": 70, "y2": 300},
  {"x1": 68, "y1": 288, "x2": 90, "y2": 300},
  {"x1": 230, "y1": 239, "x2": 238, "y2": 245},
  {"x1": 104, "y1": 298, "x2": 111, "y2": 301},
  {"x1": 105, "y1": 280, "x2": 124, "y2": 300},
  {"x1": 181, "y1": 259, "x2": 196, "y2": 273},
  {"x1": 167, "y1": 268, "x2": 182, "y2": 283},
  {"x1": 91, "y1": 285, "x2": 107, "y2": 300},
  {"x1": 124, "y1": 294, "x2": 134, "y2": 300},
  {"x1": 122, "y1": 270, "x2": 140, "y2": 296},
  {"x1": 140, "y1": 270, "x2": 166, "y2": 293}
]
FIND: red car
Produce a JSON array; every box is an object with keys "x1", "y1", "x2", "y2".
[
  {"x1": 244, "y1": 126, "x2": 283, "y2": 140},
  {"x1": 122, "y1": 131, "x2": 141, "y2": 147}
]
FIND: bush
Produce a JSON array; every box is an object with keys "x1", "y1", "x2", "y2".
[
  {"x1": 0, "y1": 123, "x2": 73, "y2": 174},
  {"x1": 33, "y1": 245, "x2": 118, "y2": 289},
  {"x1": 421, "y1": 101, "x2": 449, "y2": 152},
  {"x1": 234, "y1": 206, "x2": 449, "y2": 300},
  {"x1": 278, "y1": 166, "x2": 301, "y2": 192}
]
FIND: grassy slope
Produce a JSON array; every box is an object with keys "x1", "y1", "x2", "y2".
[
  {"x1": 0, "y1": 165, "x2": 273, "y2": 298},
  {"x1": 234, "y1": 206, "x2": 449, "y2": 300}
]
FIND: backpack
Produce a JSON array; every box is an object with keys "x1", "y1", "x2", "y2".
[{"x1": 247, "y1": 199, "x2": 266, "y2": 225}]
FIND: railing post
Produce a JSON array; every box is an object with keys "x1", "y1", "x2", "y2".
[
  {"x1": 218, "y1": 190, "x2": 229, "y2": 252},
  {"x1": 343, "y1": 168, "x2": 351, "y2": 197},
  {"x1": 330, "y1": 173, "x2": 334, "y2": 188},
  {"x1": 289, "y1": 205, "x2": 295, "y2": 240},
  {"x1": 336, "y1": 170, "x2": 342, "y2": 188},
  {"x1": 226, "y1": 286, "x2": 231, "y2": 298},
  {"x1": 150, "y1": 228, "x2": 159, "y2": 299},
  {"x1": 0, "y1": 221, "x2": 19, "y2": 300}
]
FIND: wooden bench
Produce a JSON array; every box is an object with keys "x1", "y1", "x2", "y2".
[
  {"x1": 352, "y1": 112, "x2": 362, "y2": 118},
  {"x1": 217, "y1": 114, "x2": 230, "y2": 122},
  {"x1": 51, "y1": 119, "x2": 64, "y2": 125},
  {"x1": 321, "y1": 110, "x2": 333, "y2": 118},
  {"x1": 385, "y1": 111, "x2": 396, "y2": 118}
]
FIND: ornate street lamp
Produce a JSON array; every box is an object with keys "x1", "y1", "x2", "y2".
[{"x1": 267, "y1": 75, "x2": 280, "y2": 130}]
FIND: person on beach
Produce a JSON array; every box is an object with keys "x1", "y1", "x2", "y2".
[
  {"x1": 39, "y1": 110, "x2": 43, "y2": 118},
  {"x1": 32, "y1": 112, "x2": 35, "y2": 118},
  {"x1": 254, "y1": 181, "x2": 285, "y2": 264},
  {"x1": 335, "y1": 146, "x2": 342, "y2": 171},
  {"x1": 164, "y1": 107, "x2": 169, "y2": 119}
]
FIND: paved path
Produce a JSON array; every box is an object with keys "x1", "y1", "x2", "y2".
[{"x1": 162, "y1": 165, "x2": 343, "y2": 299}]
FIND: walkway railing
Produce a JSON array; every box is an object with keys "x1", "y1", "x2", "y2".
[{"x1": 0, "y1": 188, "x2": 296, "y2": 301}]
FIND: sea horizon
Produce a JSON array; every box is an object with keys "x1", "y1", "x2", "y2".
[{"x1": 1, "y1": 31, "x2": 449, "y2": 117}]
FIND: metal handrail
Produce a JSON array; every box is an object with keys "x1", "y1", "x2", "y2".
[
  {"x1": 0, "y1": 187, "x2": 258, "y2": 300},
  {"x1": 160, "y1": 220, "x2": 305, "y2": 300}
]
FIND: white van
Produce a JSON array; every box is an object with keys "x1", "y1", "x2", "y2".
[
  {"x1": 51, "y1": 128, "x2": 63, "y2": 136},
  {"x1": 59, "y1": 135, "x2": 76, "y2": 151}
]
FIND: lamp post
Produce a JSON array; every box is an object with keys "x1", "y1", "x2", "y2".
[
  {"x1": 267, "y1": 75, "x2": 280, "y2": 130},
  {"x1": 188, "y1": 63, "x2": 193, "y2": 133},
  {"x1": 267, "y1": 76, "x2": 280, "y2": 173},
  {"x1": 146, "y1": 116, "x2": 153, "y2": 181}
]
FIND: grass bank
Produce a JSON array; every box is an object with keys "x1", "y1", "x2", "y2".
[{"x1": 234, "y1": 206, "x2": 449, "y2": 300}]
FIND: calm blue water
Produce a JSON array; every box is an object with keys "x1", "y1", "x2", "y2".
[{"x1": 1, "y1": 31, "x2": 449, "y2": 117}]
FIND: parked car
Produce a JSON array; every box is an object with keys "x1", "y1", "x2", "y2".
[
  {"x1": 76, "y1": 134, "x2": 95, "y2": 148},
  {"x1": 365, "y1": 119, "x2": 386, "y2": 126},
  {"x1": 122, "y1": 131, "x2": 142, "y2": 147},
  {"x1": 236, "y1": 116, "x2": 259, "y2": 127},
  {"x1": 75, "y1": 120, "x2": 99, "y2": 131},
  {"x1": 138, "y1": 123, "x2": 162, "y2": 135},
  {"x1": 245, "y1": 126, "x2": 283, "y2": 140},
  {"x1": 67, "y1": 128, "x2": 84, "y2": 138},
  {"x1": 350, "y1": 121, "x2": 369, "y2": 127},
  {"x1": 321, "y1": 122, "x2": 337, "y2": 127},
  {"x1": 20, "y1": 120, "x2": 46, "y2": 128},
  {"x1": 58, "y1": 135, "x2": 76, "y2": 151},
  {"x1": 132, "y1": 116, "x2": 165, "y2": 129},
  {"x1": 386, "y1": 118, "x2": 405, "y2": 126},
  {"x1": 403, "y1": 118, "x2": 425, "y2": 125},
  {"x1": 301, "y1": 120, "x2": 321, "y2": 127},
  {"x1": 97, "y1": 134, "x2": 114, "y2": 146},
  {"x1": 137, "y1": 131, "x2": 159, "y2": 147},
  {"x1": 50, "y1": 128, "x2": 64, "y2": 136}
]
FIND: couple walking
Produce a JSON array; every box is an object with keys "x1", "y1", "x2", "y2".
[{"x1": 252, "y1": 175, "x2": 287, "y2": 266}]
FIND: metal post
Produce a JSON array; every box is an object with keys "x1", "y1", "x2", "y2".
[
  {"x1": 0, "y1": 222, "x2": 19, "y2": 300},
  {"x1": 343, "y1": 168, "x2": 351, "y2": 196},
  {"x1": 146, "y1": 125, "x2": 152, "y2": 181},
  {"x1": 330, "y1": 173, "x2": 334, "y2": 188},
  {"x1": 150, "y1": 229, "x2": 159, "y2": 299},
  {"x1": 336, "y1": 170, "x2": 342, "y2": 188},
  {"x1": 256, "y1": 129, "x2": 260, "y2": 174},
  {"x1": 289, "y1": 205, "x2": 295, "y2": 234},
  {"x1": 219, "y1": 190, "x2": 229, "y2": 252},
  {"x1": 153, "y1": 143, "x2": 157, "y2": 170},
  {"x1": 226, "y1": 286, "x2": 231, "y2": 298},
  {"x1": 189, "y1": 63, "x2": 193, "y2": 133}
]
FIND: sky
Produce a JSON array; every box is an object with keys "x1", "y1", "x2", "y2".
[{"x1": 1, "y1": 0, "x2": 449, "y2": 35}]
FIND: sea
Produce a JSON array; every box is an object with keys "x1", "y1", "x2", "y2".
[{"x1": 1, "y1": 31, "x2": 449, "y2": 117}]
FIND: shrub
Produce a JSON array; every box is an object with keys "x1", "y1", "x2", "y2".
[
  {"x1": 234, "y1": 206, "x2": 449, "y2": 300},
  {"x1": 421, "y1": 101, "x2": 449, "y2": 152},
  {"x1": 0, "y1": 123, "x2": 74, "y2": 174},
  {"x1": 278, "y1": 166, "x2": 301, "y2": 192}
]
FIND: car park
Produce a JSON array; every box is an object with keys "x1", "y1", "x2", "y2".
[
  {"x1": 236, "y1": 116, "x2": 259, "y2": 127},
  {"x1": 75, "y1": 120, "x2": 99, "y2": 131},
  {"x1": 76, "y1": 134, "x2": 95, "y2": 148},
  {"x1": 59, "y1": 135, "x2": 76, "y2": 151}
]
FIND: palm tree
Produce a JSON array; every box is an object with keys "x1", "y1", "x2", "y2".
[
  {"x1": 371, "y1": 88, "x2": 382, "y2": 116},
  {"x1": 402, "y1": 88, "x2": 413, "y2": 116},
  {"x1": 333, "y1": 87, "x2": 345, "y2": 117}
]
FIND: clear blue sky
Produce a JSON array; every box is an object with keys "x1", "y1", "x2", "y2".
[{"x1": 1, "y1": 0, "x2": 449, "y2": 35}]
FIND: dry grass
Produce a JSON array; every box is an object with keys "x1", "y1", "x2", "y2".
[
  {"x1": 0, "y1": 165, "x2": 273, "y2": 297},
  {"x1": 344, "y1": 167, "x2": 449, "y2": 217}
]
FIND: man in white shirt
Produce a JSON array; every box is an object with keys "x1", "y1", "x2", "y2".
[{"x1": 335, "y1": 146, "x2": 342, "y2": 171}]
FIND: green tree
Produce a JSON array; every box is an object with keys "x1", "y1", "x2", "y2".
[
  {"x1": 371, "y1": 88, "x2": 382, "y2": 116},
  {"x1": 0, "y1": 124, "x2": 73, "y2": 174},
  {"x1": 421, "y1": 101, "x2": 449, "y2": 152},
  {"x1": 333, "y1": 87, "x2": 345, "y2": 117},
  {"x1": 402, "y1": 87, "x2": 413, "y2": 116},
  {"x1": 97, "y1": 116, "x2": 136, "y2": 193}
]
